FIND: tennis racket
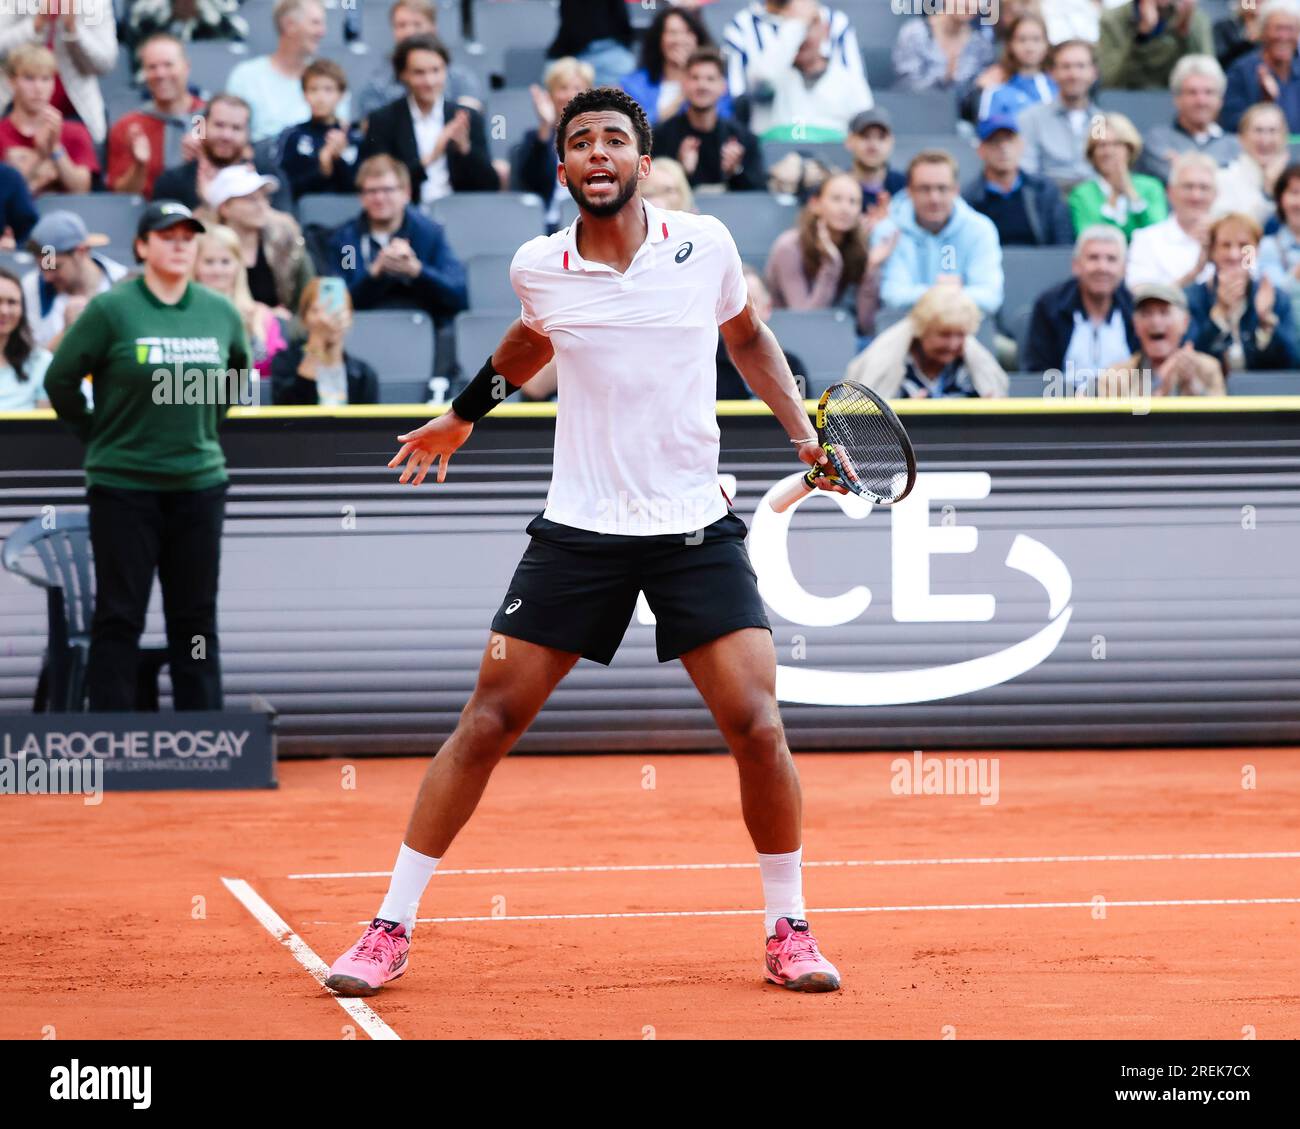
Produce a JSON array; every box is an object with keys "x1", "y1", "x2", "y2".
[{"x1": 770, "y1": 381, "x2": 916, "y2": 512}]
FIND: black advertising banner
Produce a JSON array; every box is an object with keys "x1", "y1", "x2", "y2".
[
  {"x1": 2, "y1": 402, "x2": 1298, "y2": 754},
  {"x1": 0, "y1": 708, "x2": 277, "y2": 792}
]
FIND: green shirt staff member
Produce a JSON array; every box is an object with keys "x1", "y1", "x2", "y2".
[{"x1": 44, "y1": 201, "x2": 252, "y2": 712}]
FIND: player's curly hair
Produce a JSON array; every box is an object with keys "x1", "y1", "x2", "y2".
[{"x1": 554, "y1": 87, "x2": 653, "y2": 161}]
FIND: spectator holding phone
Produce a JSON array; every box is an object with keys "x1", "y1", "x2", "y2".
[{"x1": 271, "y1": 276, "x2": 379, "y2": 405}]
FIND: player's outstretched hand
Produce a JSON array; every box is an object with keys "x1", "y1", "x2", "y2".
[
  {"x1": 389, "y1": 411, "x2": 474, "y2": 485},
  {"x1": 796, "y1": 442, "x2": 850, "y2": 495}
]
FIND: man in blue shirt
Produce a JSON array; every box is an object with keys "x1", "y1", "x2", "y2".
[{"x1": 963, "y1": 115, "x2": 1075, "y2": 246}]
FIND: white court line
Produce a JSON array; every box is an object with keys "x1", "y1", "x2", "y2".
[
  {"x1": 222, "y1": 877, "x2": 400, "y2": 1041},
  {"x1": 291, "y1": 850, "x2": 1300, "y2": 880},
  {"x1": 396, "y1": 896, "x2": 1300, "y2": 925}
]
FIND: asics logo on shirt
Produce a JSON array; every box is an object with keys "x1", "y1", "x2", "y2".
[{"x1": 675, "y1": 242, "x2": 693, "y2": 263}]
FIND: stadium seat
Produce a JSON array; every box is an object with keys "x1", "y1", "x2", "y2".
[
  {"x1": 1227, "y1": 372, "x2": 1300, "y2": 395},
  {"x1": 184, "y1": 41, "x2": 255, "y2": 99},
  {"x1": 429, "y1": 192, "x2": 547, "y2": 259},
  {"x1": 873, "y1": 90, "x2": 959, "y2": 136},
  {"x1": 1007, "y1": 372, "x2": 1051, "y2": 398},
  {"x1": 1095, "y1": 90, "x2": 1174, "y2": 133},
  {"x1": 467, "y1": 254, "x2": 519, "y2": 311},
  {"x1": 890, "y1": 134, "x2": 982, "y2": 185},
  {"x1": 454, "y1": 310, "x2": 515, "y2": 380},
  {"x1": 298, "y1": 193, "x2": 360, "y2": 233},
  {"x1": 996, "y1": 245, "x2": 1073, "y2": 343},
  {"x1": 861, "y1": 45, "x2": 897, "y2": 92},
  {"x1": 503, "y1": 47, "x2": 549, "y2": 89},
  {"x1": 486, "y1": 87, "x2": 540, "y2": 163},
  {"x1": 462, "y1": 1, "x2": 561, "y2": 85},
  {"x1": 695, "y1": 193, "x2": 798, "y2": 261},
  {"x1": 760, "y1": 139, "x2": 845, "y2": 174},
  {"x1": 36, "y1": 193, "x2": 143, "y2": 262},
  {"x1": 348, "y1": 310, "x2": 438, "y2": 403},
  {"x1": 0, "y1": 250, "x2": 36, "y2": 277},
  {"x1": 767, "y1": 308, "x2": 858, "y2": 395},
  {"x1": 842, "y1": 0, "x2": 915, "y2": 42},
  {"x1": 700, "y1": 0, "x2": 751, "y2": 40}
]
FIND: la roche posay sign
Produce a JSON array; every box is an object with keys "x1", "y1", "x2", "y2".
[
  {"x1": 746, "y1": 470, "x2": 1072, "y2": 705},
  {"x1": 0, "y1": 712, "x2": 277, "y2": 791}
]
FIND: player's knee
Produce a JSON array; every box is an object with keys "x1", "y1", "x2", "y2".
[
  {"x1": 725, "y1": 713, "x2": 786, "y2": 764},
  {"x1": 457, "y1": 698, "x2": 526, "y2": 758}
]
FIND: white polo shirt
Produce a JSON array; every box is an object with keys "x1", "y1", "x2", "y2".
[{"x1": 510, "y1": 199, "x2": 748, "y2": 536}]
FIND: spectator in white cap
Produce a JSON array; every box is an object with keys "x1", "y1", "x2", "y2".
[
  {"x1": 200, "y1": 164, "x2": 313, "y2": 315},
  {"x1": 21, "y1": 211, "x2": 128, "y2": 352}
]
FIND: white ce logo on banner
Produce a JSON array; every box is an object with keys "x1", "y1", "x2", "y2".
[{"x1": 749, "y1": 471, "x2": 1073, "y2": 706}]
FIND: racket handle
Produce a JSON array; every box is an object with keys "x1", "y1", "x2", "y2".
[{"x1": 769, "y1": 468, "x2": 819, "y2": 513}]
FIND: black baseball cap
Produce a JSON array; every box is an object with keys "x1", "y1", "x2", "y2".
[
  {"x1": 849, "y1": 107, "x2": 893, "y2": 135},
  {"x1": 135, "y1": 200, "x2": 205, "y2": 243}
]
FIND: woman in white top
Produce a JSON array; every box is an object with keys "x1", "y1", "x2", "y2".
[
  {"x1": 1215, "y1": 102, "x2": 1289, "y2": 227},
  {"x1": 0, "y1": 266, "x2": 52, "y2": 410}
]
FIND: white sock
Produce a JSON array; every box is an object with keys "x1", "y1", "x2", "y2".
[
  {"x1": 757, "y1": 846, "x2": 805, "y2": 937},
  {"x1": 376, "y1": 843, "x2": 441, "y2": 933}
]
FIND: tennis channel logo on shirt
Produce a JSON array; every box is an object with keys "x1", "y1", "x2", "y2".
[{"x1": 135, "y1": 337, "x2": 223, "y2": 366}]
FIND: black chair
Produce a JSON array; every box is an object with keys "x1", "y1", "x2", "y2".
[{"x1": 1, "y1": 512, "x2": 168, "y2": 712}]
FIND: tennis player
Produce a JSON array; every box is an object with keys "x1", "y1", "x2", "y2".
[{"x1": 327, "y1": 88, "x2": 848, "y2": 997}]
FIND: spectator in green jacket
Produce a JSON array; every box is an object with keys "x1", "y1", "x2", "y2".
[
  {"x1": 1069, "y1": 112, "x2": 1169, "y2": 240},
  {"x1": 1099, "y1": 0, "x2": 1215, "y2": 90}
]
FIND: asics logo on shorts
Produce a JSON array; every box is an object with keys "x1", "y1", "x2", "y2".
[{"x1": 505, "y1": 599, "x2": 522, "y2": 614}]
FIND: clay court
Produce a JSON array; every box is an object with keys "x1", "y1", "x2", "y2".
[{"x1": 5, "y1": 747, "x2": 1298, "y2": 1041}]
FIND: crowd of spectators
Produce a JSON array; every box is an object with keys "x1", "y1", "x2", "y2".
[{"x1": 3, "y1": 0, "x2": 1300, "y2": 405}]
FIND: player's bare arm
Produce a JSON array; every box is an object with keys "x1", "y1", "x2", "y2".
[
  {"x1": 719, "y1": 300, "x2": 848, "y2": 494},
  {"x1": 388, "y1": 319, "x2": 554, "y2": 486}
]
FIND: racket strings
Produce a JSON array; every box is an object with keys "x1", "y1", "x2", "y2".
[{"x1": 821, "y1": 385, "x2": 910, "y2": 502}]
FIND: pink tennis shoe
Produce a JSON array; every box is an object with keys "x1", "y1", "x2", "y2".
[
  {"x1": 325, "y1": 918, "x2": 410, "y2": 997},
  {"x1": 764, "y1": 917, "x2": 841, "y2": 992}
]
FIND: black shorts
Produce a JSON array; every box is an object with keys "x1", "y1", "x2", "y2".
[{"x1": 489, "y1": 510, "x2": 772, "y2": 665}]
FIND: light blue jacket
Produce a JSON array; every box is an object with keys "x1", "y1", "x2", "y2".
[{"x1": 873, "y1": 194, "x2": 1004, "y2": 314}]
